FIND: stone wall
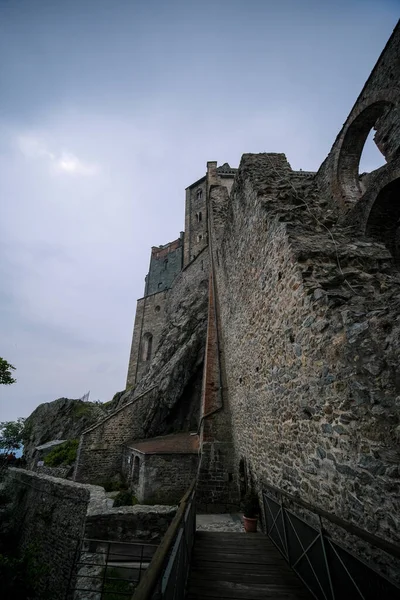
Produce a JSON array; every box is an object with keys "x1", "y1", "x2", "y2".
[
  {"x1": 211, "y1": 152, "x2": 400, "y2": 557},
  {"x1": 145, "y1": 236, "x2": 183, "y2": 295},
  {"x1": 5, "y1": 468, "x2": 107, "y2": 600},
  {"x1": 184, "y1": 178, "x2": 207, "y2": 266},
  {"x1": 73, "y1": 387, "x2": 158, "y2": 484},
  {"x1": 85, "y1": 505, "x2": 176, "y2": 543},
  {"x1": 141, "y1": 453, "x2": 198, "y2": 505},
  {"x1": 317, "y1": 21, "x2": 400, "y2": 210},
  {"x1": 126, "y1": 289, "x2": 169, "y2": 388}
]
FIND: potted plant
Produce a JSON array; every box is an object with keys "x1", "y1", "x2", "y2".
[{"x1": 242, "y1": 491, "x2": 260, "y2": 533}]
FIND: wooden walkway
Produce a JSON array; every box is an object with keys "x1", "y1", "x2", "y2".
[{"x1": 186, "y1": 531, "x2": 312, "y2": 600}]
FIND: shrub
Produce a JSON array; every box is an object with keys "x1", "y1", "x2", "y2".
[
  {"x1": 44, "y1": 439, "x2": 79, "y2": 467},
  {"x1": 242, "y1": 491, "x2": 260, "y2": 518},
  {"x1": 113, "y1": 491, "x2": 138, "y2": 507}
]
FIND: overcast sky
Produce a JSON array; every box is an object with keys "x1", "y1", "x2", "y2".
[{"x1": 0, "y1": 0, "x2": 398, "y2": 422}]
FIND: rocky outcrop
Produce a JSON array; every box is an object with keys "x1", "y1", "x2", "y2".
[{"x1": 23, "y1": 398, "x2": 107, "y2": 465}]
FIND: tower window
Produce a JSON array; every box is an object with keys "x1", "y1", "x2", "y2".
[
  {"x1": 197, "y1": 234, "x2": 203, "y2": 242},
  {"x1": 142, "y1": 333, "x2": 153, "y2": 361},
  {"x1": 197, "y1": 189, "x2": 202, "y2": 200}
]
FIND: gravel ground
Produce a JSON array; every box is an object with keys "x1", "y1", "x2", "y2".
[{"x1": 196, "y1": 513, "x2": 244, "y2": 532}]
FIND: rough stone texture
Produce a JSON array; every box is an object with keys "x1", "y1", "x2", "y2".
[
  {"x1": 126, "y1": 289, "x2": 169, "y2": 388},
  {"x1": 183, "y1": 163, "x2": 236, "y2": 267},
  {"x1": 137, "y1": 453, "x2": 198, "y2": 504},
  {"x1": 210, "y1": 150, "x2": 400, "y2": 569},
  {"x1": 23, "y1": 397, "x2": 107, "y2": 467},
  {"x1": 144, "y1": 236, "x2": 183, "y2": 296},
  {"x1": 5, "y1": 468, "x2": 104, "y2": 600},
  {"x1": 5, "y1": 469, "x2": 176, "y2": 598},
  {"x1": 317, "y1": 20, "x2": 400, "y2": 211},
  {"x1": 85, "y1": 505, "x2": 176, "y2": 543}
]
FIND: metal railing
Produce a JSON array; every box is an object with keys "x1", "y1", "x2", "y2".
[
  {"x1": 66, "y1": 538, "x2": 158, "y2": 599},
  {"x1": 132, "y1": 480, "x2": 196, "y2": 600},
  {"x1": 263, "y1": 484, "x2": 400, "y2": 600}
]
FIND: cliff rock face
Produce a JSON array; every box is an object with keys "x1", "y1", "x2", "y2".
[
  {"x1": 24, "y1": 398, "x2": 107, "y2": 465},
  {"x1": 74, "y1": 251, "x2": 209, "y2": 483}
]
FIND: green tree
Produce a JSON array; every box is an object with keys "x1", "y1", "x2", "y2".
[
  {"x1": 0, "y1": 358, "x2": 16, "y2": 386},
  {"x1": 0, "y1": 419, "x2": 25, "y2": 453}
]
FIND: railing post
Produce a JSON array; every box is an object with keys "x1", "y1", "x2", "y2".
[
  {"x1": 319, "y1": 516, "x2": 335, "y2": 600},
  {"x1": 280, "y1": 494, "x2": 290, "y2": 564}
]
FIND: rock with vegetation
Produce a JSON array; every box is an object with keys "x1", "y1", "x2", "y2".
[{"x1": 23, "y1": 398, "x2": 107, "y2": 465}]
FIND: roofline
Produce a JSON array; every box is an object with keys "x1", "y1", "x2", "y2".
[{"x1": 186, "y1": 175, "x2": 206, "y2": 190}]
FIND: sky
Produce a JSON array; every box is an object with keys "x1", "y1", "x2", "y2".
[{"x1": 0, "y1": 0, "x2": 398, "y2": 422}]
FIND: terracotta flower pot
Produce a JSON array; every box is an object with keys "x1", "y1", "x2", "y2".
[{"x1": 243, "y1": 516, "x2": 258, "y2": 533}]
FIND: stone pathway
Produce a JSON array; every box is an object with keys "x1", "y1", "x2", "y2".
[{"x1": 196, "y1": 513, "x2": 244, "y2": 532}]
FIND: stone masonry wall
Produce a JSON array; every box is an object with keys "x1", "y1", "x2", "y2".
[
  {"x1": 145, "y1": 237, "x2": 183, "y2": 295},
  {"x1": 73, "y1": 387, "x2": 158, "y2": 484},
  {"x1": 5, "y1": 468, "x2": 107, "y2": 600},
  {"x1": 184, "y1": 179, "x2": 207, "y2": 266},
  {"x1": 211, "y1": 153, "x2": 400, "y2": 565},
  {"x1": 85, "y1": 505, "x2": 176, "y2": 544},
  {"x1": 126, "y1": 289, "x2": 169, "y2": 388},
  {"x1": 317, "y1": 21, "x2": 400, "y2": 210},
  {"x1": 142, "y1": 453, "x2": 198, "y2": 505}
]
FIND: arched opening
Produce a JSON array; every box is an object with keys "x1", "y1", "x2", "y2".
[
  {"x1": 359, "y1": 129, "x2": 387, "y2": 175},
  {"x1": 338, "y1": 101, "x2": 392, "y2": 203},
  {"x1": 197, "y1": 189, "x2": 202, "y2": 200},
  {"x1": 366, "y1": 177, "x2": 400, "y2": 266},
  {"x1": 141, "y1": 333, "x2": 153, "y2": 361},
  {"x1": 132, "y1": 455, "x2": 140, "y2": 485}
]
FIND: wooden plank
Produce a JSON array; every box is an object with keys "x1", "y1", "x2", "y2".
[
  {"x1": 189, "y1": 571, "x2": 306, "y2": 585},
  {"x1": 192, "y1": 552, "x2": 287, "y2": 564}
]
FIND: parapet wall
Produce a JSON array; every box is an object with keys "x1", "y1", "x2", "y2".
[
  {"x1": 212, "y1": 153, "x2": 400, "y2": 554},
  {"x1": 6, "y1": 468, "x2": 106, "y2": 600},
  {"x1": 73, "y1": 387, "x2": 158, "y2": 484}
]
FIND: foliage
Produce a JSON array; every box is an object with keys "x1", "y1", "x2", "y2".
[
  {"x1": 0, "y1": 358, "x2": 16, "y2": 386},
  {"x1": 44, "y1": 439, "x2": 79, "y2": 467},
  {"x1": 113, "y1": 491, "x2": 138, "y2": 507},
  {"x1": 102, "y1": 479, "x2": 121, "y2": 492},
  {"x1": 0, "y1": 419, "x2": 25, "y2": 453},
  {"x1": 242, "y1": 491, "x2": 260, "y2": 518},
  {"x1": 72, "y1": 401, "x2": 94, "y2": 417},
  {"x1": 103, "y1": 567, "x2": 135, "y2": 600}
]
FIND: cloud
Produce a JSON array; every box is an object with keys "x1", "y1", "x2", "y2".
[{"x1": 16, "y1": 134, "x2": 98, "y2": 176}]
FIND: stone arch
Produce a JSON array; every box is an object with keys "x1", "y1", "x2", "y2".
[
  {"x1": 132, "y1": 455, "x2": 140, "y2": 485},
  {"x1": 334, "y1": 90, "x2": 400, "y2": 207},
  {"x1": 366, "y1": 176, "x2": 400, "y2": 265},
  {"x1": 141, "y1": 332, "x2": 153, "y2": 362},
  {"x1": 345, "y1": 156, "x2": 400, "y2": 266}
]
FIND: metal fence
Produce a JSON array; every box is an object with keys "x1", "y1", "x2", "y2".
[
  {"x1": 66, "y1": 538, "x2": 158, "y2": 599},
  {"x1": 132, "y1": 480, "x2": 196, "y2": 600},
  {"x1": 263, "y1": 485, "x2": 400, "y2": 600}
]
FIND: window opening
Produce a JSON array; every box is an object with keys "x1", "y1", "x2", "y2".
[{"x1": 141, "y1": 333, "x2": 153, "y2": 361}]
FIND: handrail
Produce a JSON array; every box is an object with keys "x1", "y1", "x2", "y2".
[
  {"x1": 131, "y1": 479, "x2": 196, "y2": 600},
  {"x1": 264, "y1": 482, "x2": 400, "y2": 560}
]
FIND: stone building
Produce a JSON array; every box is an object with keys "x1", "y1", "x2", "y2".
[
  {"x1": 123, "y1": 432, "x2": 199, "y2": 504},
  {"x1": 74, "y1": 20, "x2": 400, "y2": 581}
]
